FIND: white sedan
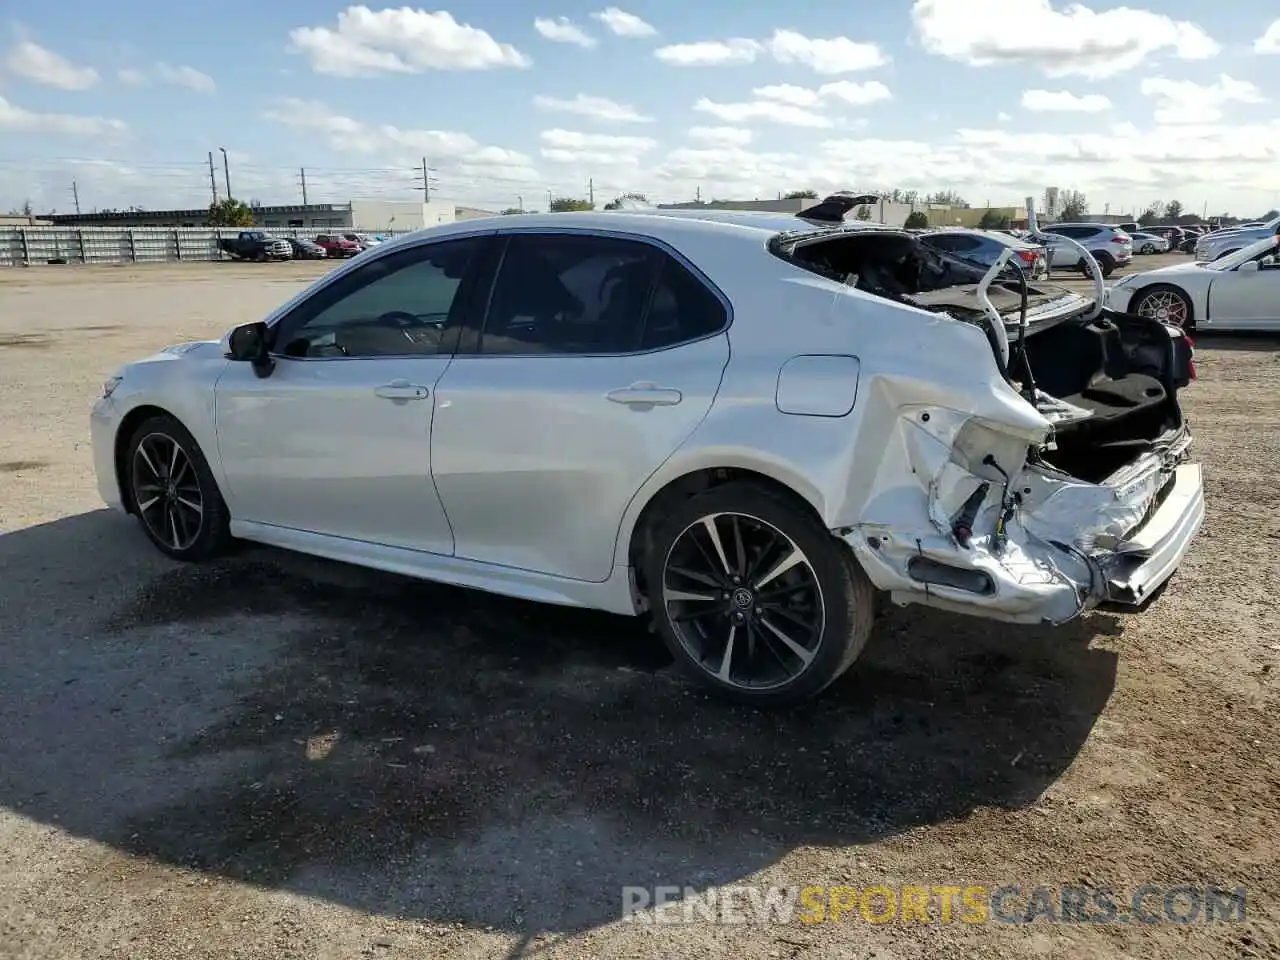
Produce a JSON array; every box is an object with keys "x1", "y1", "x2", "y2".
[
  {"x1": 1106, "y1": 234, "x2": 1280, "y2": 331},
  {"x1": 1128, "y1": 232, "x2": 1169, "y2": 254},
  {"x1": 91, "y1": 207, "x2": 1203, "y2": 707}
]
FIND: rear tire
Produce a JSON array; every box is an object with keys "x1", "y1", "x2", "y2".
[
  {"x1": 644, "y1": 482, "x2": 876, "y2": 708},
  {"x1": 124, "y1": 414, "x2": 232, "y2": 561}
]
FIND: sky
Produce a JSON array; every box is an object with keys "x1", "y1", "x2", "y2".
[{"x1": 2, "y1": 0, "x2": 1279, "y2": 216}]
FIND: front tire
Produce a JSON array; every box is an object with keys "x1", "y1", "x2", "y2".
[
  {"x1": 125, "y1": 414, "x2": 231, "y2": 561},
  {"x1": 644, "y1": 482, "x2": 875, "y2": 708},
  {"x1": 1131, "y1": 284, "x2": 1194, "y2": 331}
]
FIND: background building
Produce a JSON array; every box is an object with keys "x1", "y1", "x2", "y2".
[{"x1": 42, "y1": 198, "x2": 489, "y2": 231}]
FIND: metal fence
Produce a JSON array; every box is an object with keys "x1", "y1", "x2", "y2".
[{"x1": 0, "y1": 227, "x2": 374, "y2": 266}]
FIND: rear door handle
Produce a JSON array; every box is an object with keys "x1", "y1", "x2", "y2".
[
  {"x1": 374, "y1": 380, "x2": 430, "y2": 400},
  {"x1": 606, "y1": 383, "x2": 683, "y2": 407}
]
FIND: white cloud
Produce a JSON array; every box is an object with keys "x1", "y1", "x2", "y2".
[
  {"x1": 539, "y1": 128, "x2": 658, "y2": 165},
  {"x1": 694, "y1": 96, "x2": 832, "y2": 128},
  {"x1": 763, "y1": 29, "x2": 887, "y2": 74},
  {"x1": 1140, "y1": 74, "x2": 1264, "y2": 124},
  {"x1": 655, "y1": 29, "x2": 886, "y2": 73},
  {"x1": 262, "y1": 98, "x2": 539, "y2": 186},
  {"x1": 911, "y1": 0, "x2": 1219, "y2": 78},
  {"x1": 654, "y1": 38, "x2": 760, "y2": 66},
  {"x1": 754, "y1": 84, "x2": 820, "y2": 107},
  {"x1": 533, "y1": 93, "x2": 652, "y2": 123},
  {"x1": 289, "y1": 6, "x2": 530, "y2": 76},
  {"x1": 155, "y1": 63, "x2": 216, "y2": 93},
  {"x1": 534, "y1": 16, "x2": 596, "y2": 48},
  {"x1": 688, "y1": 126, "x2": 753, "y2": 147},
  {"x1": 0, "y1": 95, "x2": 126, "y2": 136},
  {"x1": 4, "y1": 40, "x2": 99, "y2": 90},
  {"x1": 117, "y1": 68, "x2": 146, "y2": 86},
  {"x1": 819, "y1": 80, "x2": 892, "y2": 106},
  {"x1": 1021, "y1": 89, "x2": 1111, "y2": 112},
  {"x1": 590, "y1": 7, "x2": 656, "y2": 38},
  {"x1": 997, "y1": 111, "x2": 1012, "y2": 122},
  {"x1": 1254, "y1": 20, "x2": 1280, "y2": 54}
]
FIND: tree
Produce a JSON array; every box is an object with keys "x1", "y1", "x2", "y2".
[
  {"x1": 1059, "y1": 189, "x2": 1088, "y2": 221},
  {"x1": 603, "y1": 192, "x2": 649, "y2": 210},
  {"x1": 7, "y1": 199, "x2": 35, "y2": 217},
  {"x1": 1164, "y1": 199, "x2": 1184, "y2": 221},
  {"x1": 207, "y1": 198, "x2": 255, "y2": 227},
  {"x1": 854, "y1": 205, "x2": 872, "y2": 220},
  {"x1": 782, "y1": 189, "x2": 818, "y2": 200},
  {"x1": 549, "y1": 197, "x2": 594, "y2": 212},
  {"x1": 978, "y1": 208, "x2": 1010, "y2": 230},
  {"x1": 925, "y1": 190, "x2": 967, "y2": 207},
  {"x1": 903, "y1": 211, "x2": 929, "y2": 229},
  {"x1": 1261, "y1": 209, "x2": 1279, "y2": 221}
]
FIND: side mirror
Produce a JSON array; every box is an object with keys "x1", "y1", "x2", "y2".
[
  {"x1": 1238, "y1": 260, "x2": 1260, "y2": 275},
  {"x1": 226, "y1": 321, "x2": 276, "y2": 378}
]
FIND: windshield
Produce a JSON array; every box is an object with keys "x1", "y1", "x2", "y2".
[{"x1": 1205, "y1": 235, "x2": 1279, "y2": 271}]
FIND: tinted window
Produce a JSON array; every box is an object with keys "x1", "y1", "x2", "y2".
[
  {"x1": 480, "y1": 235, "x2": 659, "y2": 355},
  {"x1": 926, "y1": 234, "x2": 981, "y2": 252},
  {"x1": 275, "y1": 239, "x2": 478, "y2": 359},
  {"x1": 641, "y1": 255, "x2": 728, "y2": 350}
]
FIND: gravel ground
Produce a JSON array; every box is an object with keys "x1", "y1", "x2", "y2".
[{"x1": 0, "y1": 257, "x2": 1277, "y2": 960}]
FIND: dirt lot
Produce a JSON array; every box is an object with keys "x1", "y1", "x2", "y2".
[{"x1": 0, "y1": 258, "x2": 1277, "y2": 960}]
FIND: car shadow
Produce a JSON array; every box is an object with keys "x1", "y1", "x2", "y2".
[
  {"x1": 0, "y1": 510, "x2": 1120, "y2": 945},
  {"x1": 1190, "y1": 332, "x2": 1280, "y2": 352}
]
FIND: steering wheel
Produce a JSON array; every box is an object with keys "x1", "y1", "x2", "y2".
[{"x1": 377, "y1": 310, "x2": 429, "y2": 328}]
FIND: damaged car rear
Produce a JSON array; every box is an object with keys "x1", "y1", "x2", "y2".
[
  {"x1": 765, "y1": 222, "x2": 1200, "y2": 633},
  {"x1": 630, "y1": 205, "x2": 1201, "y2": 705}
]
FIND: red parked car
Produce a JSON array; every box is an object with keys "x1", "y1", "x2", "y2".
[{"x1": 313, "y1": 234, "x2": 361, "y2": 258}]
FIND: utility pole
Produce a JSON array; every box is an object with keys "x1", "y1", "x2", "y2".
[
  {"x1": 71, "y1": 181, "x2": 81, "y2": 215},
  {"x1": 218, "y1": 147, "x2": 232, "y2": 200},
  {"x1": 546, "y1": 188, "x2": 552, "y2": 210},
  {"x1": 588, "y1": 177, "x2": 594, "y2": 207},
  {"x1": 412, "y1": 157, "x2": 438, "y2": 201},
  {"x1": 695, "y1": 185, "x2": 701, "y2": 204},
  {"x1": 299, "y1": 167, "x2": 308, "y2": 205},
  {"x1": 207, "y1": 151, "x2": 218, "y2": 204},
  {"x1": 517, "y1": 195, "x2": 523, "y2": 213}
]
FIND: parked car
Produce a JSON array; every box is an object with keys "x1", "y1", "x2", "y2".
[
  {"x1": 1107, "y1": 234, "x2": 1280, "y2": 331},
  {"x1": 285, "y1": 237, "x2": 328, "y2": 260},
  {"x1": 918, "y1": 228, "x2": 1049, "y2": 279},
  {"x1": 1128, "y1": 231, "x2": 1169, "y2": 254},
  {"x1": 1194, "y1": 215, "x2": 1280, "y2": 261},
  {"x1": 1039, "y1": 222, "x2": 1133, "y2": 277},
  {"x1": 314, "y1": 234, "x2": 362, "y2": 258},
  {"x1": 1148, "y1": 226, "x2": 1186, "y2": 249},
  {"x1": 343, "y1": 232, "x2": 382, "y2": 250},
  {"x1": 1116, "y1": 221, "x2": 1142, "y2": 235},
  {"x1": 91, "y1": 210, "x2": 1201, "y2": 707},
  {"x1": 217, "y1": 231, "x2": 291, "y2": 262}
]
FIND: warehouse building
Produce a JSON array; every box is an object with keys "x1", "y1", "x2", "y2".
[{"x1": 43, "y1": 199, "x2": 490, "y2": 231}]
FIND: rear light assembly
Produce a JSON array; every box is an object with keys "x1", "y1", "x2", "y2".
[{"x1": 1016, "y1": 250, "x2": 1036, "y2": 264}]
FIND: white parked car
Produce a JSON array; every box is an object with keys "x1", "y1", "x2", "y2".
[
  {"x1": 91, "y1": 211, "x2": 1202, "y2": 707},
  {"x1": 1107, "y1": 234, "x2": 1280, "y2": 331},
  {"x1": 1128, "y1": 232, "x2": 1169, "y2": 254}
]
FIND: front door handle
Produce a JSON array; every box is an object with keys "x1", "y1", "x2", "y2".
[
  {"x1": 606, "y1": 383, "x2": 683, "y2": 407},
  {"x1": 374, "y1": 380, "x2": 430, "y2": 400}
]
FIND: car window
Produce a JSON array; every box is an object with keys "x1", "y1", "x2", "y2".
[
  {"x1": 924, "y1": 234, "x2": 979, "y2": 252},
  {"x1": 640, "y1": 254, "x2": 728, "y2": 351},
  {"x1": 480, "y1": 234, "x2": 660, "y2": 355},
  {"x1": 274, "y1": 239, "x2": 479, "y2": 359}
]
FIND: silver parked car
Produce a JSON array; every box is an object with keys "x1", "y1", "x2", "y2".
[
  {"x1": 1040, "y1": 222, "x2": 1133, "y2": 277},
  {"x1": 1194, "y1": 214, "x2": 1280, "y2": 261},
  {"x1": 918, "y1": 228, "x2": 1049, "y2": 279}
]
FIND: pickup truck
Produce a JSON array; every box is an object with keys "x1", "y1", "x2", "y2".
[
  {"x1": 217, "y1": 231, "x2": 292, "y2": 261},
  {"x1": 314, "y1": 234, "x2": 362, "y2": 258}
]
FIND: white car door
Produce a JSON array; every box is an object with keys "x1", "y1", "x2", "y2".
[
  {"x1": 1206, "y1": 255, "x2": 1280, "y2": 330},
  {"x1": 213, "y1": 237, "x2": 487, "y2": 554},
  {"x1": 429, "y1": 231, "x2": 730, "y2": 582}
]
